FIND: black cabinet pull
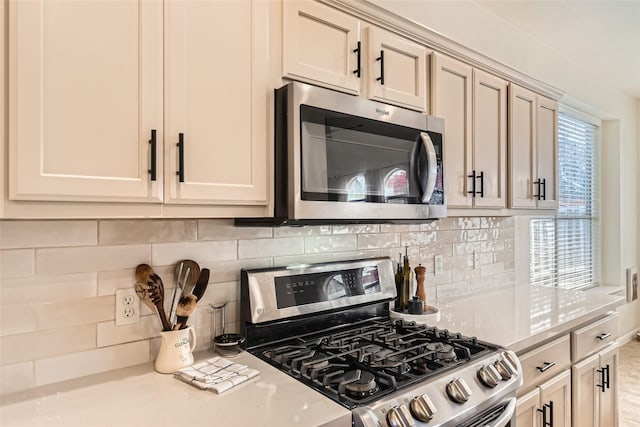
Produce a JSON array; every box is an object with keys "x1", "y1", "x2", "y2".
[
  {"x1": 605, "y1": 364, "x2": 610, "y2": 389},
  {"x1": 353, "y1": 41, "x2": 361, "y2": 78},
  {"x1": 597, "y1": 367, "x2": 606, "y2": 391},
  {"x1": 176, "y1": 133, "x2": 185, "y2": 183},
  {"x1": 548, "y1": 401, "x2": 554, "y2": 427},
  {"x1": 148, "y1": 129, "x2": 157, "y2": 181},
  {"x1": 541, "y1": 178, "x2": 547, "y2": 200},
  {"x1": 533, "y1": 179, "x2": 542, "y2": 200},
  {"x1": 376, "y1": 50, "x2": 384, "y2": 85},
  {"x1": 477, "y1": 171, "x2": 484, "y2": 198},
  {"x1": 538, "y1": 402, "x2": 553, "y2": 427},
  {"x1": 467, "y1": 170, "x2": 477, "y2": 197},
  {"x1": 536, "y1": 361, "x2": 556, "y2": 373}
]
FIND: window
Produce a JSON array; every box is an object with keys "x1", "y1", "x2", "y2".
[
  {"x1": 530, "y1": 110, "x2": 600, "y2": 290},
  {"x1": 345, "y1": 174, "x2": 366, "y2": 201},
  {"x1": 383, "y1": 168, "x2": 409, "y2": 199}
]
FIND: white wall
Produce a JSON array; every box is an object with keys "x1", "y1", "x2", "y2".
[{"x1": 369, "y1": 0, "x2": 640, "y2": 334}]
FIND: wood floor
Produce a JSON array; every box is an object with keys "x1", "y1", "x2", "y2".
[{"x1": 619, "y1": 337, "x2": 640, "y2": 427}]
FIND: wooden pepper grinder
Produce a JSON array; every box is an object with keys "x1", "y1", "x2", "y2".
[{"x1": 414, "y1": 264, "x2": 427, "y2": 311}]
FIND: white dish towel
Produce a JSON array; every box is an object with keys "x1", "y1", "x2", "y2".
[{"x1": 174, "y1": 356, "x2": 260, "y2": 394}]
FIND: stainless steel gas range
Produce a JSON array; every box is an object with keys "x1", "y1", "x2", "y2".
[{"x1": 240, "y1": 257, "x2": 522, "y2": 427}]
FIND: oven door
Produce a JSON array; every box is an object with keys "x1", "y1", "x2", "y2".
[{"x1": 458, "y1": 397, "x2": 516, "y2": 427}]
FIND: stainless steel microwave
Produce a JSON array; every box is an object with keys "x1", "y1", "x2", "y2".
[{"x1": 237, "y1": 82, "x2": 446, "y2": 226}]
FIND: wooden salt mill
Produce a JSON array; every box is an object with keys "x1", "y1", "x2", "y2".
[{"x1": 414, "y1": 264, "x2": 427, "y2": 310}]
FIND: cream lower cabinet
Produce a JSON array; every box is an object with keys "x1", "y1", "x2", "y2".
[
  {"x1": 8, "y1": 0, "x2": 268, "y2": 210},
  {"x1": 572, "y1": 343, "x2": 619, "y2": 427},
  {"x1": 509, "y1": 83, "x2": 558, "y2": 209},
  {"x1": 283, "y1": 0, "x2": 427, "y2": 111},
  {"x1": 516, "y1": 370, "x2": 572, "y2": 427},
  {"x1": 432, "y1": 53, "x2": 507, "y2": 209}
]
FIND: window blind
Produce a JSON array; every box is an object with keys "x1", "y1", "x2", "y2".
[{"x1": 530, "y1": 111, "x2": 599, "y2": 290}]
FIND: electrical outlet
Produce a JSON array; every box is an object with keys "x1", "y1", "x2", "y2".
[
  {"x1": 627, "y1": 267, "x2": 638, "y2": 302},
  {"x1": 473, "y1": 250, "x2": 479, "y2": 269},
  {"x1": 434, "y1": 255, "x2": 443, "y2": 274},
  {"x1": 116, "y1": 288, "x2": 140, "y2": 326}
]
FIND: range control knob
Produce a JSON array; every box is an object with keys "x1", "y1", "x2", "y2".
[
  {"x1": 386, "y1": 404, "x2": 415, "y2": 427},
  {"x1": 477, "y1": 364, "x2": 502, "y2": 388},
  {"x1": 446, "y1": 378, "x2": 472, "y2": 403},
  {"x1": 410, "y1": 394, "x2": 437, "y2": 422},
  {"x1": 495, "y1": 357, "x2": 517, "y2": 380}
]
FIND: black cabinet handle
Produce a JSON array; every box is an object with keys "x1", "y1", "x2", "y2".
[
  {"x1": 467, "y1": 170, "x2": 477, "y2": 197},
  {"x1": 176, "y1": 133, "x2": 185, "y2": 183},
  {"x1": 376, "y1": 50, "x2": 384, "y2": 85},
  {"x1": 533, "y1": 179, "x2": 542, "y2": 200},
  {"x1": 541, "y1": 178, "x2": 547, "y2": 200},
  {"x1": 477, "y1": 171, "x2": 484, "y2": 198},
  {"x1": 605, "y1": 364, "x2": 610, "y2": 389},
  {"x1": 536, "y1": 361, "x2": 556, "y2": 373},
  {"x1": 597, "y1": 367, "x2": 606, "y2": 391},
  {"x1": 353, "y1": 41, "x2": 361, "y2": 78},
  {"x1": 548, "y1": 401, "x2": 554, "y2": 427},
  {"x1": 148, "y1": 129, "x2": 157, "y2": 181}
]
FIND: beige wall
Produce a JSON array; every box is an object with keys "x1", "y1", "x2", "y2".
[{"x1": 370, "y1": 0, "x2": 640, "y2": 335}]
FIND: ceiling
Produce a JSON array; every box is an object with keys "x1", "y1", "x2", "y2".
[{"x1": 473, "y1": 0, "x2": 640, "y2": 99}]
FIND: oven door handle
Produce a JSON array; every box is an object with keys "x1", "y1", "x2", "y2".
[
  {"x1": 416, "y1": 132, "x2": 437, "y2": 203},
  {"x1": 488, "y1": 397, "x2": 517, "y2": 427}
]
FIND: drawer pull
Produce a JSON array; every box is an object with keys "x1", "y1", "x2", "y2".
[
  {"x1": 536, "y1": 361, "x2": 556, "y2": 373},
  {"x1": 596, "y1": 332, "x2": 612, "y2": 340}
]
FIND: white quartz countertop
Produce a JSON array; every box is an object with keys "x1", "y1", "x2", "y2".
[
  {"x1": 0, "y1": 285, "x2": 626, "y2": 426},
  {"x1": 0, "y1": 351, "x2": 351, "y2": 427},
  {"x1": 430, "y1": 285, "x2": 626, "y2": 353}
]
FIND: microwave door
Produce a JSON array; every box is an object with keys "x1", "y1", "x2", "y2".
[{"x1": 414, "y1": 132, "x2": 438, "y2": 203}]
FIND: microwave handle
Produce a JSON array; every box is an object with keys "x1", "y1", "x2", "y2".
[{"x1": 418, "y1": 132, "x2": 438, "y2": 203}]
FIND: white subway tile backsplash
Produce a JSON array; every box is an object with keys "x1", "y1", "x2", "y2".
[
  {"x1": 0, "y1": 220, "x2": 97, "y2": 249},
  {"x1": 35, "y1": 341, "x2": 149, "y2": 386},
  {"x1": 0, "y1": 362, "x2": 34, "y2": 394},
  {"x1": 37, "y1": 245, "x2": 150, "y2": 275},
  {"x1": 357, "y1": 233, "x2": 400, "y2": 249},
  {"x1": 0, "y1": 249, "x2": 35, "y2": 278},
  {"x1": 99, "y1": 220, "x2": 197, "y2": 245},
  {"x1": 0, "y1": 215, "x2": 516, "y2": 392},
  {"x1": 152, "y1": 240, "x2": 236, "y2": 266},
  {"x1": 238, "y1": 237, "x2": 303, "y2": 259},
  {"x1": 1, "y1": 325, "x2": 96, "y2": 365},
  {"x1": 97, "y1": 316, "x2": 159, "y2": 347},
  {"x1": 305, "y1": 235, "x2": 357, "y2": 253},
  {"x1": 198, "y1": 219, "x2": 272, "y2": 240},
  {"x1": 1, "y1": 273, "x2": 97, "y2": 305}
]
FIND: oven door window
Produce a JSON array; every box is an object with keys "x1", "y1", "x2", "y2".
[{"x1": 300, "y1": 105, "x2": 443, "y2": 205}]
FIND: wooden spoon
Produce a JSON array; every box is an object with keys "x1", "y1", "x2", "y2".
[
  {"x1": 173, "y1": 294, "x2": 197, "y2": 330},
  {"x1": 148, "y1": 274, "x2": 172, "y2": 331},
  {"x1": 134, "y1": 281, "x2": 157, "y2": 314},
  {"x1": 192, "y1": 269, "x2": 210, "y2": 302},
  {"x1": 135, "y1": 264, "x2": 154, "y2": 284},
  {"x1": 181, "y1": 260, "x2": 201, "y2": 296}
]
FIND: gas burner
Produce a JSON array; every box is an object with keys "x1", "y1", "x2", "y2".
[
  {"x1": 426, "y1": 342, "x2": 457, "y2": 362},
  {"x1": 295, "y1": 351, "x2": 330, "y2": 375},
  {"x1": 339, "y1": 370, "x2": 380, "y2": 400}
]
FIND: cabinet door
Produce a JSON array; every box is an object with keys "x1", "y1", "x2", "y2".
[
  {"x1": 572, "y1": 353, "x2": 600, "y2": 427},
  {"x1": 9, "y1": 0, "x2": 163, "y2": 202},
  {"x1": 366, "y1": 27, "x2": 426, "y2": 111},
  {"x1": 516, "y1": 389, "x2": 540, "y2": 427},
  {"x1": 283, "y1": 0, "x2": 360, "y2": 94},
  {"x1": 472, "y1": 69, "x2": 507, "y2": 208},
  {"x1": 536, "y1": 96, "x2": 559, "y2": 209},
  {"x1": 599, "y1": 344, "x2": 619, "y2": 427},
  {"x1": 540, "y1": 369, "x2": 572, "y2": 427},
  {"x1": 508, "y1": 84, "x2": 537, "y2": 208},
  {"x1": 432, "y1": 53, "x2": 473, "y2": 208},
  {"x1": 165, "y1": 0, "x2": 268, "y2": 205}
]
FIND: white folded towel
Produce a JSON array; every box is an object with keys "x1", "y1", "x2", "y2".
[{"x1": 174, "y1": 356, "x2": 260, "y2": 394}]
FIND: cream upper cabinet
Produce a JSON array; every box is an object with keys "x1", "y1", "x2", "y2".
[
  {"x1": 509, "y1": 83, "x2": 558, "y2": 209},
  {"x1": 572, "y1": 343, "x2": 619, "y2": 427},
  {"x1": 365, "y1": 27, "x2": 427, "y2": 111},
  {"x1": 283, "y1": 0, "x2": 361, "y2": 94},
  {"x1": 283, "y1": 1, "x2": 427, "y2": 112},
  {"x1": 9, "y1": 0, "x2": 163, "y2": 203},
  {"x1": 432, "y1": 53, "x2": 506, "y2": 209},
  {"x1": 164, "y1": 0, "x2": 268, "y2": 205}
]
